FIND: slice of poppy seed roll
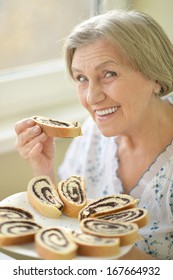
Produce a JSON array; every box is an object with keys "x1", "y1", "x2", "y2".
[
  {"x1": 32, "y1": 116, "x2": 82, "y2": 138},
  {"x1": 35, "y1": 227, "x2": 78, "y2": 260},
  {"x1": 27, "y1": 176, "x2": 64, "y2": 218},
  {"x1": 0, "y1": 219, "x2": 41, "y2": 246},
  {"x1": 70, "y1": 231, "x2": 120, "y2": 257},
  {"x1": 0, "y1": 206, "x2": 34, "y2": 221},
  {"x1": 80, "y1": 218, "x2": 140, "y2": 246},
  {"x1": 57, "y1": 175, "x2": 87, "y2": 218},
  {"x1": 98, "y1": 208, "x2": 149, "y2": 228},
  {"x1": 79, "y1": 194, "x2": 138, "y2": 220}
]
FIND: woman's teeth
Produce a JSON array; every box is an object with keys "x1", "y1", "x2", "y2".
[{"x1": 96, "y1": 106, "x2": 119, "y2": 116}]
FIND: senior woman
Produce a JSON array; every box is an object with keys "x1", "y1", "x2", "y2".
[{"x1": 15, "y1": 10, "x2": 173, "y2": 259}]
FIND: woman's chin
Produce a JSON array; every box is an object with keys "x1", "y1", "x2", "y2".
[{"x1": 98, "y1": 126, "x2": 118, "y2": 137}]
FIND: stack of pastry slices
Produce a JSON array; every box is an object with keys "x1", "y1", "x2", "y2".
[{"x1": 0, "y1": 175, "x2": 148, "y2": 259}]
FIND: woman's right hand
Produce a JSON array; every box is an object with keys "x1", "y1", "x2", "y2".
[{"x1": 15, "y1": 118, "x2": 56, "y2": 181}]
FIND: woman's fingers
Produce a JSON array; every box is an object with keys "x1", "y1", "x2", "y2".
[
  {"x1": 15, "y1": 118, "x2": 35, "y2": 135},
  {"x1": 17, "y1": 132, "x2": 47, "y2": 160},
  {"x1": 28, "y1": 142, "x2": 43, "y2": 161},
  {"x1": 16, "y1": 125, "x2": 42, "y2": 147},
  {"x1": 15, "y1": 118, "x2": 41, "y2": 149},
  {"x1": 14, "y1": 118, "x2": 55, "y2": 178}
]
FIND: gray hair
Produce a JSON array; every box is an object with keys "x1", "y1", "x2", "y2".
[{"x1": 64, "y1": 10, "x2": 173, "y2": 96}]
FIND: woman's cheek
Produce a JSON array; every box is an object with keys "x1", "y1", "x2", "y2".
[{"x1": 77, "y1": 90, "x2": 88, "y2": 108}]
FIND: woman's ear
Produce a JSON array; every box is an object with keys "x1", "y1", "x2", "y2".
[{"x1": 153, "y1": 80, "x2": 162, "y2": 95}]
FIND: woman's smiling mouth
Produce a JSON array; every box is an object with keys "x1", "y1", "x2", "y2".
[{"x1": 95, "y1": 106, "x2": 120, "y2": 116}]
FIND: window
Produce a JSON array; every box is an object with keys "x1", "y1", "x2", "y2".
[
  {"x1": 0, "y1": 0, "x2": 91, "y2": 70},
  {"x1": 0, "y1": 0, "x2": 91, "y2": 153}
]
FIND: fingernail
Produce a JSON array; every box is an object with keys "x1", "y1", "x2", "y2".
[{"x1": 27, "y1": 119, "x2": 35, "y2": 126}]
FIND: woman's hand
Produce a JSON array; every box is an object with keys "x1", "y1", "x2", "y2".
[{"x1": 15, "y1": 118, "x2": 56, "y2": 182}]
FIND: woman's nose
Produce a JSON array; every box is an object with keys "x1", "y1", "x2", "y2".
[{"x1": 87, "y1": 82, "x2": 106, "y2": 105}]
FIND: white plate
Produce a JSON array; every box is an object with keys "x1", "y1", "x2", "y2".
[{"x1": 0, "y1": 192, "x2": 133, "y2": 260}]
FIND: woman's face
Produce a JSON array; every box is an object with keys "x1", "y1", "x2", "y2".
[{"x1": 72, "y1": 38, "x2": 160, "y2": 137}]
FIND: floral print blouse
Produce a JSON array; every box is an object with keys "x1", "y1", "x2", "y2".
[{"x1": 59, "y1": 94, "x2": 173, "y2": 259}]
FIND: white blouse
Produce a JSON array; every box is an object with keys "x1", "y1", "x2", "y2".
[{"x1": 59, "y1": 95, "x2": 173, "y2": 260}]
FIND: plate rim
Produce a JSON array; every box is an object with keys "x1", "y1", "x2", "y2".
[{"x1": 0, "y1": 192, "x2": 133, "y2": 260}]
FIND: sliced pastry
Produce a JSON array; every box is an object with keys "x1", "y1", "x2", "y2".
[
  {"x1": 79, "y1": 194, "x2": 138, "y2": 220},
  {"x1": 0, "y1": 219, "x2": 41, "y2": 246},
  {"x1": 98, "y1": 208, "x2": 148, "y2": 228},
  {"x1": 80, "y1": 218, "x2": 140, "y2": 246},
  {"x1": 0, "y1": 206, "x2": 34, "y2": 221},
  {"x1": 70, "y1": 230, "x2": 120, "y2": 257},
  {"x1": 32, "y1": 116, "x2": 82, "y2": 138},
  {"x1": 35, "y1": 227, "x2": 78, "y2": 260},
  {"x1": 57, "y1": 175, "x2": 87, "y2": 218},
  {"x1": 27, "y1": 176, "x2": 64, "y2": 218}
]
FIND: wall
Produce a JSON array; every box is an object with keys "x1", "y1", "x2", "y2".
[{"x1": 131, "y1": 0, "x2": 173, "y2": 41}]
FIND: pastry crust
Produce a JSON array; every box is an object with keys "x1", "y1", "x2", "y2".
[
  {"x1": 80, "y1": 218, "x2": 140, "y2": 246},
  {"x1": 98, "y1": 208, "x2": 149, "y2": 228},
  {"x1": 35, "y1": 227, "x2": 78, "y2": 260},
  {"x1": 0, "y1": 219, "x2": 41, "y2": 246},
  {"x1": 70, "y1": 231, "x2": 120, "y2": 257},
  {"x1": 32, "y1": 116, "x2": 82, "y2": 138},
  {"x1": 0, "y1": 206, "x2": 34, "y2": 221},
  {"x1": 57, "y1": 175, "x2": 87, "y2": 218},
  {"x1": 79, "y1": 194, "x2": 139, "y2": 220},
  {"x1": 27, "y1": 176, "x2": 64, "y2": 219}
]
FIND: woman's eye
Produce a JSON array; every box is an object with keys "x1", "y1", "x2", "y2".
[
  {"x1": 105, "y1": 71, "x2": 117, "y2": 78},
  {"x1": 76, "y1": 75, "x2": 88, "y2": 82}
]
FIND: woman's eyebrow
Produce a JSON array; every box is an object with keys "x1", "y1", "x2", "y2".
[
  {"x1": 72, "y1": 60, "x2": 118, "y2": 73},
  {"x1": 95, "y1": 60, "x2": 118, "y2": 70},
  {"x1": 71, "y1": 67, "x2": 82, "y2": 73}
]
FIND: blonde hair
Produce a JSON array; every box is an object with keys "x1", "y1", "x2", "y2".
[{"x1": 64, "y1": 10, "x2": 173, "y2": 96}]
